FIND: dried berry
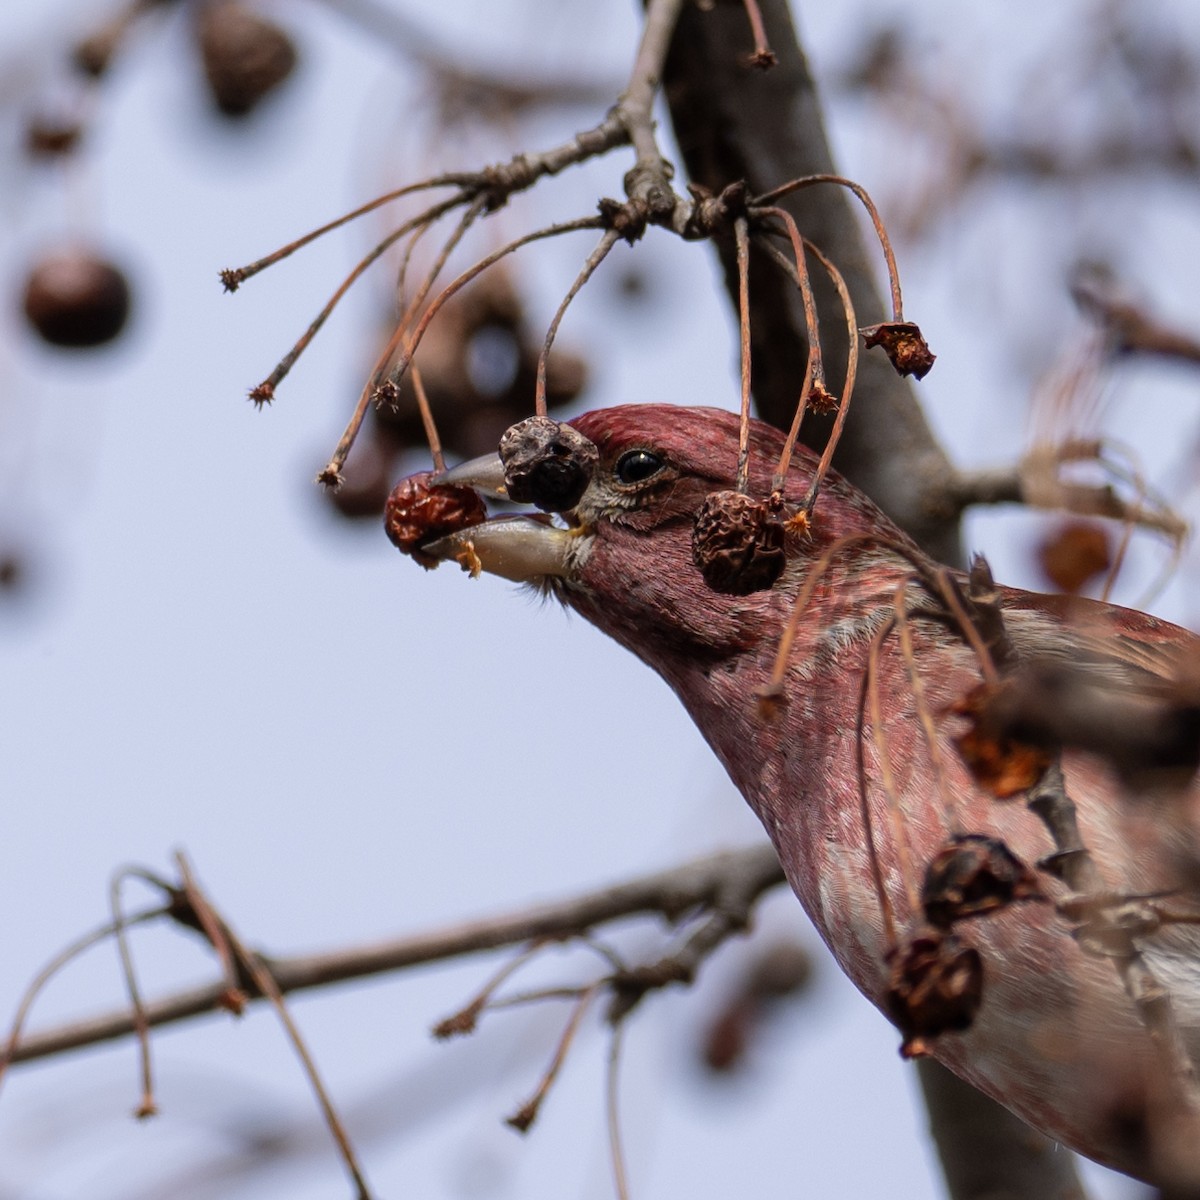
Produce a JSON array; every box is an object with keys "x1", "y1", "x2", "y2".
[
  {"x1": 1037, "y1": 521, "x2": 1111, "y2": 595},
  {"x1": 196, "y1": 1, "x2": 297, "y2": 118},
  {"x1": 885, "y1": 926, "x2": 983, "y2": 1059},
  {"x1": 498, "y1": 415, "x2": 598, "y2": 513},
  {"x1": 921, "y1": 834, "x2": 1041, "y2": 929},
  {"x1": 22, "y1": 249, "x2": 131, "y2": 349},
  {"x1": 693, "y1": 490, "x2": 786, "y2": 596},
  {"x1": 861, "y1": 321, "x2": 936, "y2": 379},
  {"x1": 24, "y1": 116, "x2": 84, "y2": 158},
  {"x1": 953, "y1": 682, "x2": 1054, "y2": 798},
  {"x1": 383, "y1": 472, "x2": 487, "y2": 569}
]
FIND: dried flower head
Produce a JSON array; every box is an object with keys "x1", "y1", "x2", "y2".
[
  {"x1": 498, "y1": 415, "x2": 598, "y2": 512},
  {"x1": 383, "y1": 472, "x2": 487, "y2": 569},
  {"x1": 861, "y1": 321, "x2": 936, "y2": 379},
  {"x1": 921, "y1": 834, "x2": 1041, "y2": 929},
  {"x1": 692, "y1": 490, "x2": 786, "y2": 595},
  {"x1": 885, "y1": 926, "x2": 984, "y2": 1059},
  {"x1": 806, "y1": 381, "x2": 839, "y2": 414}
]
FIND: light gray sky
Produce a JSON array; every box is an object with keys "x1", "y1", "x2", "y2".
[{"x1": 3, "y1": 1, "x2": 1196, "y2": 1197}]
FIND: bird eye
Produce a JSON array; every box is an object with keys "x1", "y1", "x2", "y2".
[{"x1": 614, "y1": 449, "x2": 664, "y2": 485}]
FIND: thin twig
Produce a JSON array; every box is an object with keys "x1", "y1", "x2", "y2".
[
  {"x1": 410, "y1": 364, "x2": 445, "y2": 473},
  {"x1": 0, "y1": 906, "x2": 168, "y2": 1094},
  {"x1": 5, "y1": 847, "x2": 784, "y2": 1068},
  {"x1": 534, "y1": 228, "x2": 620, "y2": 416},
  {"x1": 109, "y1": 868, "x2": 161, "y2": 1118},
  {"x1": 220, "y1": 176, "x2": 471, "y2": 290},
  {"x1": 249, "y1": 194, "x2": 462, "y2": 405},
  {"x1": 505, "y1": 985, "x2": 599, "y2": 1132},
  {"x1": 606, "y1": 1019, "x2": 631, "y2": 1200},
  {"x1": 178, "y1": 853, "x2": 375, "y2": 1200},
  {"x1": 754, "y1": 174, "x2": 904, "y2": 319},
  {"x1": 734, "y1": 216, "x2": 753, "y2": 493},
  {"x1": 799, "y1": 240, "x2": 859, "y2": 514}
]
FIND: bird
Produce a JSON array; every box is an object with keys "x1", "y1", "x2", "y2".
[{"x1": 419, "y1": 402, "x2": 1200, "y2": 1184}]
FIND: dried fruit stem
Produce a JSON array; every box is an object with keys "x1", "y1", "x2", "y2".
[
  {"x1": 606, "y1": 1020, "x2": 631, "y2": 1200},
  {"x1": 253, "y1": 195, "x2": 462, "y2": 401},
  {"x1": 755, "y1": 174, "x2": 904, "y2": 320},
  {"x1": 735, "y1": 216, "x2": 753, "y2": 494},
  {"x1": 799, "y1": 240, "x2": 859, "y2": 512},
  {"x1": 506, "y1": 984, "x2": 599, "y2": 1132},
  {"x1": 866, "y1": 617, "x2": 921, "y2": 914},
  {"x1": 433, "y1": 940, "x2": 547, "y2": 1038},
  {"x1": 535, "y1": 228, "x2": 620, "y2": 417},
  {"x1": 893, "y1": 579, "x2": 957, "y2": 832},
  {"x1": 221, "y1": 176, "x2": 471, "y2": 289},
  {"x1": 177, "y1": 853, "x2": 375, "y2": 1199},
  {"x1": 410, "y1": 364, "x2": 444, "y2": 473},
  {"x1": 0, "y1": 906, "x2": 168, "y2": 1095},
  {"x1": 739, "y1": 0, "x2": 775, "y2": 66},
  {"x1": 109, "y1": 867, "x2": 161, "y2": 1118}
]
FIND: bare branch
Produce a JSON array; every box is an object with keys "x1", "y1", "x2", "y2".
[{"x1": 4, "y1": 846, "x2": 784, "y2": 1069}]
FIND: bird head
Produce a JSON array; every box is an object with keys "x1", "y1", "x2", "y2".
[{"x1": 425, "y1": 404, "x2": 916, "y2": 676}]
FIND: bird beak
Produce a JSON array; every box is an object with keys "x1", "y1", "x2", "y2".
[
  {"x1": 423, "y1": 454, "x2": 581, "y2": 583},
  {"x1": 434, "y1": 452, "x2": 509, "y2": 499}
]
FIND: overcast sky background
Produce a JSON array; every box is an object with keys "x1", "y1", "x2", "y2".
[{"x1": 2, "y1": 0, "x2": 1199, "y2": 1197}]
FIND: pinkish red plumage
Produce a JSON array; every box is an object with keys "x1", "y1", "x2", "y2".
[{"x1": 552, "y1": 404, "x2": 1200, "y2": 1180}]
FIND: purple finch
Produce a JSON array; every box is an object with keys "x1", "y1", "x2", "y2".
[{"x1": 421, "y1": 403, "x2": 1200, "y2": 1183}]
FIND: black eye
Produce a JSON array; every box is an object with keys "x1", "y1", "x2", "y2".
[{"x1": 614, "y1": 449, "x2": 664, "y2": 485}]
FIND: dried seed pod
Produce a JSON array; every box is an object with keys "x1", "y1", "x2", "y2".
[
  {"x1": 921, "y1": 834, "x2": 1041, "y2": 929},
  {"x1": 22, "y1": 249, "x2": 131, "y2": 348},
  {"x1": 196, "y1": 0, "x2": 297, "y2": 117},
  {"x1": 693, "y1": 490, "x2": 786, "y2": 596},
  {"x1": 953, "y1": 682, "x2": 1054, "y2": 798},
  {"x1": 383, "y1": 472, "x2": 487, "y2": 569},
  {"x1": 861, "y1": 321, "x2": 936, "y2": 379},
  {"x1": 885, "y1": 926, "x2": 983, "y2": 1059},
  {"x1": 1037, "y1": 521, "x2": 1112, "y2": 595},
  {"x1": 498, "y1": 415, "x2": 598, "y2": 513}
]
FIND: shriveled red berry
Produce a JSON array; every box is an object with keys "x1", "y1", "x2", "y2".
[
  {"x1": 1037, "y1": 521, "x2": 1111, "y2": 595},
  {"x1": 383, "y1": 472, "x2": 487, "y2": 569},
  {"x1": 952, "y1": 681, "x2": 1054, "y2": 799},
  {"x1": 921, "y1": 834, "x2": 1041, "y2": 929},
  {"x1": 692, "y1": 490, "x2": 786, "y2": 595},
  {"x1": 861, "y1": 321, "x2": 936, "y2": 379},
  {"x1": 196, "y1": 1, "x2": 297, "y2": 117},
  {"x1": 22, "y1": 249, "x2": 131, "y2": 349},
  {"x1": 885, "y1": 926, "x2": 983, "y2": 1059},
  {"x1": 498, "y1": 415, "x2": 598, "y2": 513}
]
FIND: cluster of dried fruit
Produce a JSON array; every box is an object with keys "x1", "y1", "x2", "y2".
[{"x1": 887, "y1": 834, "x2": 1041, "y2": 1058}]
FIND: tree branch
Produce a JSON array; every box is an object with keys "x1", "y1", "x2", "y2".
[{"x1": 4, "y1": 845, "x2": 785, "y2": 1068}]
